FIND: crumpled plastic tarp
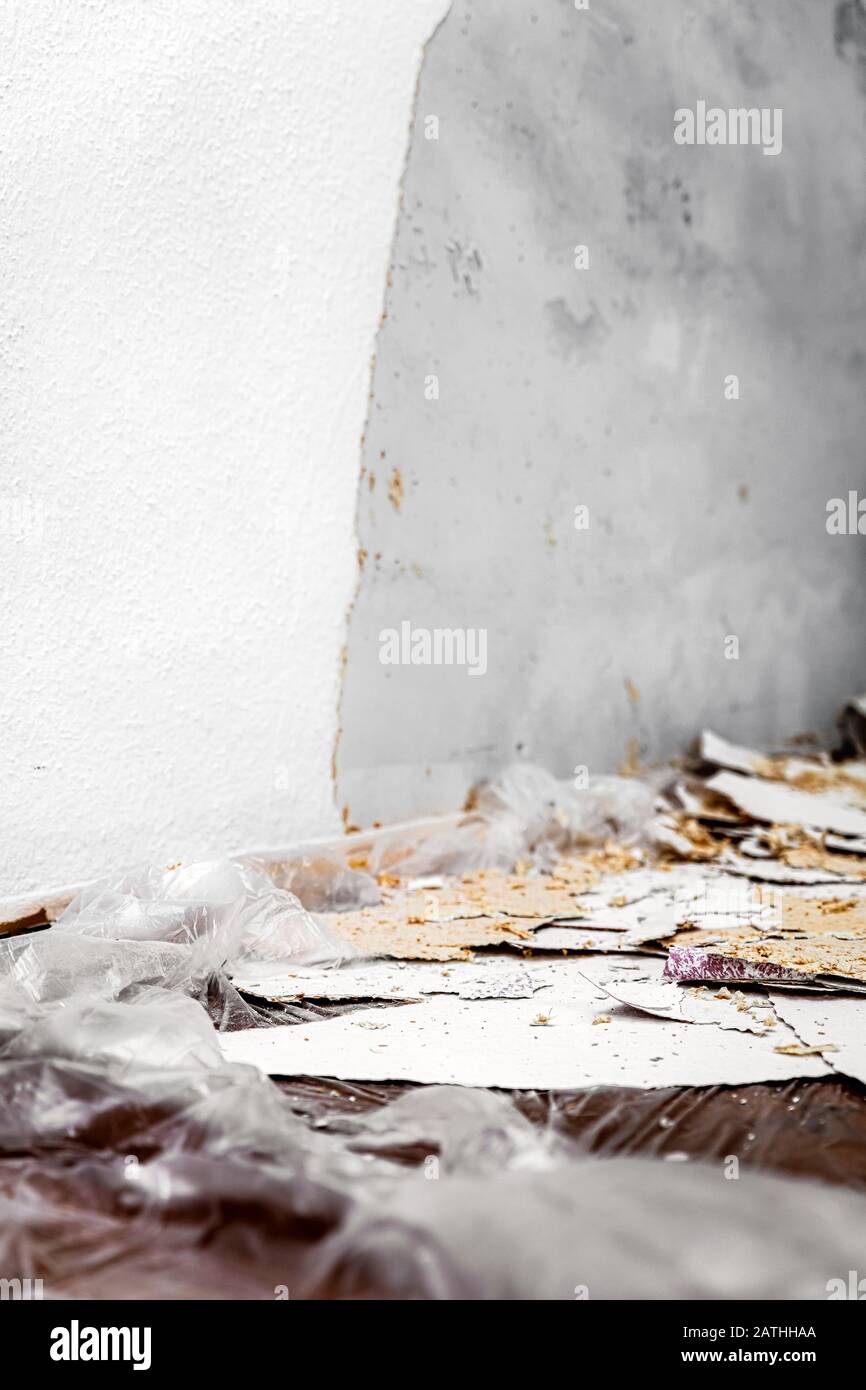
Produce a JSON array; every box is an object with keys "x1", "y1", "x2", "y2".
[
  {"x1": 0, "y1": 858, "x2": 356, "y2": 1048},
  {"x1": 5, "y1": 1054, "x2": 866, "y2": 1298},
  {"x1": 0, "y1": 857, "x2": 375, "y2": 1295},
  {"x1": 253, "y1": 852, "x2": 382, "y2": 913},
  {"x1": 359, "y1": 762, "x2": 659, "y2": 885},
  {"x1": 53, "y1": 858, "x2": 354, "y2": 967}
]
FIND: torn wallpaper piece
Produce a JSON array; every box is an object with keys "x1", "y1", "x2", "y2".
[
  {"x1": 233, "y1": 952, "x2": 669, "y2": 1010},
  {"x1": 219, "y1": 980, "x2": 829, "y2": 1089},
  {"x1": 232, "y1": 956, "x2": 542, "y2": 1003},
  {"x1": 663, "y1": 894, "x2": 866, "y2": 991},
  {"x1": 664, "y1": 946, "x2": 821, "y2": 990},
  {"x1": 526, "y1": 925, "x2": 665, "y2": 952},
  {"x1": 706, "y1": 771, "x2": 866, "y2": 840},
  {"x1": 656, "y1": 731, "x2": 866, "y2": 889},
  {"x1": 233, "y1": 953, "x2": 578, "y2": 1007},
  {"x1": 700, "y1": 729, "x2": 775, "y2": 777},
  {"x1": 589, "y1": 973, "x2": 775, "y2": 1036},
  {"x1": 320, "y1": 903, "x2": 538, "y2": 960},
  {"x1": 701, "y1": 730, "x2": 866, "y2": 807},
  {"x1": 769, "y1": 993, "x2": 866, "y2": 1086},
  {"x1": 718, "y1": 852, "x2": 866, "y2": 886}
]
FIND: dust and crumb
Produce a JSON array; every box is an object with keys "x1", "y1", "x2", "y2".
[
  {"x1": 388, "y1": 467, "x2": 404, "y2": 511},
  {"x1": 618, "y1": 738, "x2": 644, "y2": 777}
]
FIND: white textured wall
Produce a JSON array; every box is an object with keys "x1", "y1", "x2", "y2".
[{"x1": 0, "y1": 0, "x2": 448, "y2": 900}]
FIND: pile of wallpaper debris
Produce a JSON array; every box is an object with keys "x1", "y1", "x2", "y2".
[{"x1": 224, "y1": 716, "x2": 866, "y2": 1093}]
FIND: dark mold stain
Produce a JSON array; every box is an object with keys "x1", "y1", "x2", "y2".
[
  {"x1": 835, "y1": 0, "x2": 866, "y2": 89},
  {"x1": 544, "y1": 297, "x2": 609, "y2": 359}
]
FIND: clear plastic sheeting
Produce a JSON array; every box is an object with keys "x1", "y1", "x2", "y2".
[
  {"x1": 53, "y1": 858, "x2": 355, "y2": 970},
  {"x1": 364, "y1": 763, "x2": 659, "y2": 882},
  {"x1": 2, "y1": 992, "x2": 223, "y2": 1075},
  {"x1": 0, "y1": 935, "x2": 189, "y2": 1016},
  {"x1": 0, "y1": 857, "x2": 358, "y2": 1110},
  {"x1": 472, "y1": 763, "x2": 658, "y2": 851},
  {"x1": 4, "y1": 1051, "x2": 866, "y2": 1297},
  {"x1": 327, "y1": 1084, "x2": 556, "y2": 1176},
  {"x1": 309, "y1": 1153, "x2": 866, "y2": 1301},
  {"x1": 252, "y1": 853, "x2": 382, "y2": 914}
]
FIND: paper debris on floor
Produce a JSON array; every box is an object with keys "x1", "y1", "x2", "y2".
[
  {"x1": 221, "y1": 708, "x2": 866, "y2": 1093},
  {"x1": 706, "y1": 771, "x2": 866, "y2": 840},
  {"x1": 717, "y1": 852, "x2": 866, "y2": 886},
  {"x1": 219, "y1": 974, "x2": 830, "y2": 1090},
  {"x1": 659, "y1": 728, "x2": 866, "y2": 881},
  {"x1": 225, "y1": 936, "x2": 866, "y2": 1090},
  {"x1": 699, "y1": 729, "x2": 777, "y2": 777},
  {"x1": 588, "y1": 972, "x2": 776, "y2": 1036},
  {"x1": 664, "y1": 944, "x2": 824, "y2": 990},
  {"x1": 662, "y1": 893, "x2": 866, "y2": 991},
  {"x1": 524, "y1": 925, "x2": 664, "y2": 952},
  {"x1": 232, "y1": 956, "x2": 543, "y2": 1003},
  {"x1": 314, "y1": 901, "x2": 539, "y2": 961},
  {"x1": 233, "y1": 952, "x2": 645, "y2": 1007},
  {"x1": 644, "y1": 721, "x2": 866, "y2": 995},
  {"x1": 768, "y1": 992, "x2": 866, "y2": 1085},
  {"x1": 318, "y1": 860, "x2": 782, "y2": 962}
]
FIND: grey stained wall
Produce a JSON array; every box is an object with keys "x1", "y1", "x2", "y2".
[{"x1": 337, "y1": 0, "x2": 866, "y2": 827}]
